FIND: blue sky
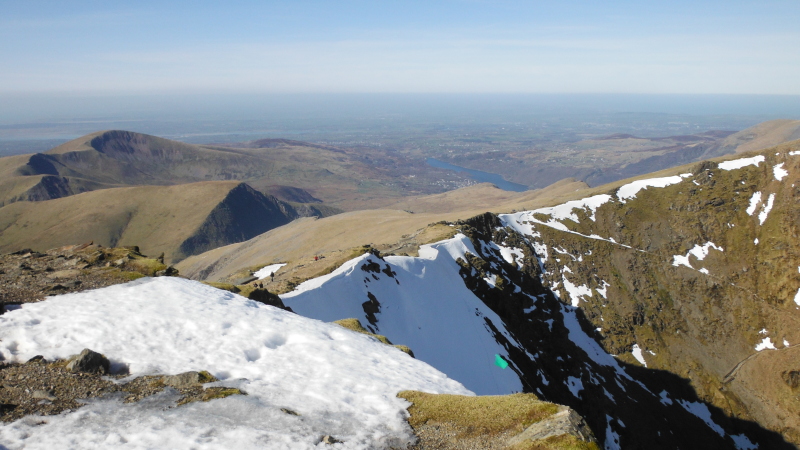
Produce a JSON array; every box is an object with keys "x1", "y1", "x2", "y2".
[{"x1": 2, "y1": 1, "x2": 799, "y2": 94}]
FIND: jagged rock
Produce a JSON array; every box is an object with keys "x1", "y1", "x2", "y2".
[
  {"x1": 155, "y1": 266, "x2": 179, "y2": 277},
  {"x1": 506, "y1": 406, "x2": 596, "y2": 447},
  {"x1": 320, "y1": 435, "x2": 342, "y2": 445},
  {"x1": 66, "y1": 349, "x2": 110, "y2": 374},
  {"x1": 281, "y1": 407, "x2": 300, "y2": 416},
  {"x1": 162, "y1": 371, "x2": 217, "y2": 389},
  {"x1": 247, "y1": 288, "x2": 290, "y2": 310}
]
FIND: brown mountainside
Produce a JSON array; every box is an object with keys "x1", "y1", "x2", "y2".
[{"x1": 0, "y1": 181, "x2": 306, "y2": 263}]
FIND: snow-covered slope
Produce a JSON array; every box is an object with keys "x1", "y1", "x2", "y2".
[
  {"x1": 282, "y1": 234, "x2": 524, "y2": 395},
  {"x1": 0, "y1": 277, "x2": 471, "y2": 449}
]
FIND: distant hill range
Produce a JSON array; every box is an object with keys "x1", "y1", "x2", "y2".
[
  {"x1": 0, "y1": 130, "x2": 360, "y2": 208},
  {"x1": 440, "y1": 119, "x2": 800, "y2": 189},
  {"x1": 2, "y1": 122, "x2": 799, "y2": 263}
]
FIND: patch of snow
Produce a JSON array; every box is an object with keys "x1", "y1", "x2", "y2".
[
  {"x1": 561, "y1": 305, "x2": 639, "y2": 387},
  {"x1": 754, "y1": 238, "x2": 759, "y2": 245},
  {"x1": 758, "y1": 193, "x2": 775, "y2": 225},
  {"x1": 616, "y1": 174, "x2": 691, "y2": 202},
  {"x1": 523, "y1": 306, "x2": 536, "y2": 314},
  {"x1": 659, "y1": 390, "x2": 673, "y2": 405},
  {"x1": 562, "y1": 276, "x2": 593, "y2": 307},
  {"x1": 484, "y1": 273, "x2": 498, "y2": 288},
  {"x1": 784, "y1": 339, "x2": 791, "y2": 347},
  {"x1": 699, "y1": 268, "x2": 710, "y2": 274},
  {"x1": 731, "y1": 433, "x2": 758, "y2": 450},
  {"x1": 499, "y1": 212, "x2": 631, "y2": 250},
  {"x1": 496, "y1": 244, "x2": 524, "y2": 268},
  {"x1": 533, "y1": 194, "x2": 613, "y2": 222},
  {"x1": 562, "y1": 265, "x2": 573, "y2": 273},
  {"x1": 746, "y1": 192, "x2": 762, "y2": 215},
  {"x1": 253, "y1": 263, "x2": 286, "y2": 280},
  {"x1": 677, "y1": 399, "x2": 725, "y2": 436},
  {"x1": 755, "y1": 337, "x2": 776, "y2": 351},
  {"x1": 0, "y1": 278, "x2": 470, "y2": 449},
  {"x1": 596, "y1": 281, "x2": 610, "y2": 299},
  {"x1": 690, "y1": 242, "x2": 723, "y2": 259},
  {"x1": 282, "y1": 234, "x2": 524, "y2": 395},
  {"x1": 718, "y1": 155, "x2": 765, "y2": 171},
  {"x1": 631, "y1": 344, "x2": 647, "y2": 367},
  {"x1": 774, "y1": 163, "x2": 788, "y2": 181},
  {"x1": 604, "y1": 415, "x2": 621, "y2": 450},
  {"x1": 673, "y1": 254, "x2": 693, "y2": 269},
  {"x1": 566, "y1": 376, "x2": 583, "y2": 398},
  {"x1": 672, "y1": 242, "x2": 723, "y2": 270},
  {"x1": 759, "y1": 328, "x2": 767, "y2": 335},
  {"x1": 791, "y1": 150, "x2": 800, "y2": 156}
]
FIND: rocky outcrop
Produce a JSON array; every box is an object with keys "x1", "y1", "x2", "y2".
[
  {"x1": 65, "y1": 349, "x2": 110, "y2": 374},
  {"x1": 506, "y1": 406, "x2": 596, "y2": 447}
]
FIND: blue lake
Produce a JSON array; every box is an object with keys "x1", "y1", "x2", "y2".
[{"x1": 426, "y1": 158, "x2": 528, "y2": 192}]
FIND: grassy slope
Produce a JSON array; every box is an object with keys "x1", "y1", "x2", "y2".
[
  {"x1": 721, "y1": 119, "x2": 800, "y2": 154},
  {"x1": 0, "y1": 181, "x2": 241, "y2": 263}
]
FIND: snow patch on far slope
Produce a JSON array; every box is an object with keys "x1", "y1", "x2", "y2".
[
  {"x1": 773, "y1": 163, "x2": 788, "y2": 181},
  {"x1": 672, "y1": 242, "x2": 723, "y2": 271},
  {"x1": 281, "y1": 234, "x2": 524, "y2": 395},
  {"x1": 758, "y1": 193, "x2": 775, "y2": 225},
  {"x1": 746, "y1": 192, "x2": 762, "y2": 216},
  {"x1": 677, "y1": 399, "x2": 725, "y2": 436},
  {"x1": 254, "y1": 263, "x2": 286, "y2": 279},
  {"x1": 532, "y1": 194, "x2": 613, "y2": 223},
  {"x1": 631, "y1": 344, "x2": 647, "y2": 367},
  {"x1": 0, "y1": 278, "x2": 470, "y2": 449},
  {"x1": 495, "y1": 243, "x2": 524, "y2": 268},
  {"x1": 616, "y1": 174, "x2": 691, "y2": 202},
  {"x1": 755, "y1": 337, "x2": 776, "y2": 351},
  {"x1": 718, "y1": 155, "x2": 765, "y2": 171},
  {"x1": 562, "y1": 276, "x2": 593, "y2": 307}
]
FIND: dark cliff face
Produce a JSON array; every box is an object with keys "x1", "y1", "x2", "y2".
[
  {"x1": 177, "y1": 183, "x2": 299, "y2": 260},
  {"x1": 449, "y1": 214, "x2": 790, "y2": 449},
  {"x1": 439, "y1": 145, "x2": 800, "y2": 447}
]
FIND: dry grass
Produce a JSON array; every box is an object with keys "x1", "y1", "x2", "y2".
[
  {"x1": 399, "y1": 391, "x2": 559, "y2": 438},
  {"x1": 0, "y1": 181, "x2": 240, "y2": 263}
]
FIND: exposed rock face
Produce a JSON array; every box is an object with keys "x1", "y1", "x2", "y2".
[
  {"x1": 162, "y1": 371, "x2": 217, "y2": 389},
  {"x1": 441, "y1": 145, "x2": 800, "y2": 447},
  {"x1": 66, "y1": 349, "x2": 110, "y2": 374},
  {"x1": 506, "y1": 406, "x2": 595, "y2": 447}
]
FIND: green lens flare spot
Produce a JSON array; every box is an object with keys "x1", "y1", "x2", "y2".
[{"x1": 495, "y1": 354, "x2": 509, "y2": 369}]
